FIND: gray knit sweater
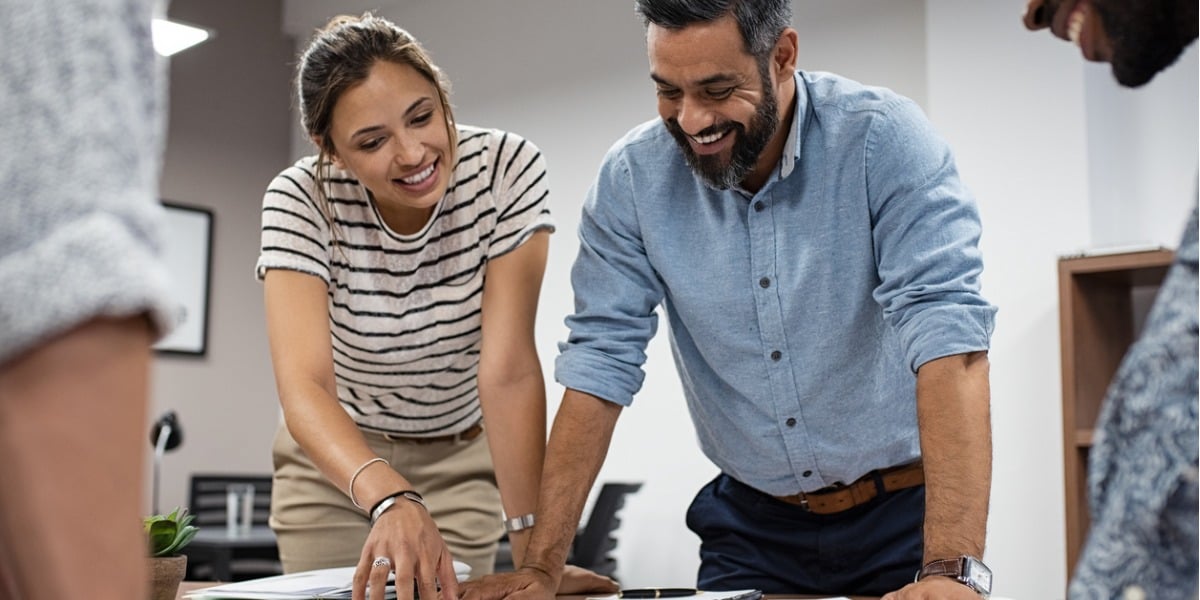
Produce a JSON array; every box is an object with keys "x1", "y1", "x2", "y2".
[{"x1": 0, "y1": 0, "x2": 176, "y2": 364}]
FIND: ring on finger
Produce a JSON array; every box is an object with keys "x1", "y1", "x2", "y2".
[{"x1": 371, "y1": 556, "x2": 391, "y2": 569}]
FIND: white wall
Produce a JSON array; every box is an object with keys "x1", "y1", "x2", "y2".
[
  {"x1": 257, "y1": 1, "x2": 1195, "y2": 597},
  {"x1": 1085, "y1": 44, "x2": 1199, "y2": 248}
]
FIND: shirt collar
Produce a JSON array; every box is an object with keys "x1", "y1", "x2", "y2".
[{"x1": 779, "y1": 70, "x2": 806, "y2": 180}]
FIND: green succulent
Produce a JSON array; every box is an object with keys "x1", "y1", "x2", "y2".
[{"x1": 144, "y1": 507, "x2": 199, "y2": 557}]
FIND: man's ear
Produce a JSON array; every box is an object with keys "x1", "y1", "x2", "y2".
[{"x1": 774, "y1": 28, "x2": 799, "y2": 78}]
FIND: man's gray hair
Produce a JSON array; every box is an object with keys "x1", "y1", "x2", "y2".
[{"x1": 634, "y1": 0, "x2": 792, "y2": 59}]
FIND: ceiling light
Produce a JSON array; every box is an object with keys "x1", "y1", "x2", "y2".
[{"x1": 151, "y1": 18, "x2": 211, "y2": 56}]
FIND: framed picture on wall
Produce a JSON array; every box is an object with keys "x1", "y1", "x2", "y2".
[{"x1": 154, "y1": 201, "x2": 214, "y2": 356}]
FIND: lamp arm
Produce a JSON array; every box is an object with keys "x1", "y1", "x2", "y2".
[{"x1": 152, "y1": 423, "x2": 172, "y2": 515}]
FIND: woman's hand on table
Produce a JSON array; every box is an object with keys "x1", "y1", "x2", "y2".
[{"x1": 352, "y1": 501, "x2": 458, "y2": 600}]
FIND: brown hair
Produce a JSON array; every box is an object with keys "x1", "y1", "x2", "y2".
[{"x1": 296, "y1": 14, "x2": 457, "y2": 246}]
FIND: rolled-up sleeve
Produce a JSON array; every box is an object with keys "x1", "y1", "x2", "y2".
[
  {"x1": 555, "y1": 148, "x2": 665, "y2": 406},
  {"x1": 865, "y1": 98, "x2": 997, "y2": 372}
]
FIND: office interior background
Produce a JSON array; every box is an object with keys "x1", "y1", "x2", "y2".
[{"x1": 149, "y1": 1, "x2": 1199, "y2": 598}]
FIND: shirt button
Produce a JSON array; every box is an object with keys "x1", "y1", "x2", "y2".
[
  {"x1": 759, "y1": 277, "x2": 771, "y2": 288},
  {"x1": 770, "y1": 350, "x2": 782, "y2": 361},
  {"x1": 802, "y1": 470, "x2": 813, "y2": 477},
  {"x1": 785, "y1": 417, "x2": 797, "y2": 427},
  {"x1": 754, "y1": 201, "x2": 765, "y2": 212}
]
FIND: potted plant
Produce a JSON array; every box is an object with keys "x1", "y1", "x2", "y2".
[{"x1": 145, "y1": 507, "x2": 199, "y2": 600}]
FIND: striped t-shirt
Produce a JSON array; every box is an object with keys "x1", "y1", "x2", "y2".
[{"x1": 256, "y1": 125, "x2": 553, "y2": 436}]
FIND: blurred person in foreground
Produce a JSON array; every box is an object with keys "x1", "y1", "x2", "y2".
[
  {"x1": 0, "y1": 0, "x2": 176, "y2": 599},
  {"x1": 1024, "y1": 0, "x2": 1198, "y2": 598}
]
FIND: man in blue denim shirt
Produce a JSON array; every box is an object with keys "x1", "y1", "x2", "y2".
[
  {"x1": 1024, "y1": 1, "x2": 1198, "y2": 598},
  {"x1": 465, "y1": 1, "x2": 995, "y2": 599}
]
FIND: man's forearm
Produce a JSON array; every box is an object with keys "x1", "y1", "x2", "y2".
[
  {"x1": 915, "y1": 351, "x2": 992, "y2": 561},
  {"x1": 522, "y1": 389, "x2": 622, "y2": 582}
]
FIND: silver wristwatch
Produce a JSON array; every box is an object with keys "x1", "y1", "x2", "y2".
[{"x1": 916, "y1": 555, "x2": 992, "y2": 597}]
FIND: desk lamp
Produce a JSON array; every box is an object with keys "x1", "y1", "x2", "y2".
[{"x1": 149, "y1": 410, "x2": 184, "y2": 514}]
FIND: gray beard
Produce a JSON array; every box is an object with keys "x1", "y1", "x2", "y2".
[{"x1": 666, "y1": 85, "x2": 779, "y2": 191}]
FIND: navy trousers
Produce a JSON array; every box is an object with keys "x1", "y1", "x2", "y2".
[{"x1": 685, "y1": 473, "x2": 924, "y2": 596}]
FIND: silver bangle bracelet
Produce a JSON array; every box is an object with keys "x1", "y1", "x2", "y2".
[
  {"x1": 370, "y1": 491, "x2": 426, "y2": 526},
  {"x1": 370, "y1": 495, "x2": 399, "y2": 526},
  {"x1": 503, "y1": 513, "x2": 536, "y2": 533}
]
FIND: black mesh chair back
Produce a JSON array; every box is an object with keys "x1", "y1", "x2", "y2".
[
  {"x1": 187, "y1": 474, "x2": 273, "y2": 528},
  {"x1": 570, "y1": 482, "x2": 643, "y2": 580},
  {"x1": 185, "y1": 473, "x2": 280, "y2": 581}
]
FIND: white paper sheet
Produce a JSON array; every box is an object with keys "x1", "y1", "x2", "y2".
[{"x1": 184, "y1": 562, "x2": 470, "y2": 600}]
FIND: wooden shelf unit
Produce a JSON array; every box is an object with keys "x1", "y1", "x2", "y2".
[{"x1": 1057, "y1": 248, "x2": 1174, "y2": 580}]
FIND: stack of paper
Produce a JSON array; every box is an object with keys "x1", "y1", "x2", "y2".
[{"x1": 185, "y1": 563, "x2": 470, "y2": 600}]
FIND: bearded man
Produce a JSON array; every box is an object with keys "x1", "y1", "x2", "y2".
[{"x1": 468, "y1": 0, "x2": 996, "y2": 598}]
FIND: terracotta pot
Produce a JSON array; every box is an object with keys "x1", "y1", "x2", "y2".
[{"x1": 148, "y1": 554, "x2": 188, "y2": 600}]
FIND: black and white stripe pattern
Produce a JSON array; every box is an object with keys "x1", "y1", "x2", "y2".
[{"x1": 256, "y1": 125, "x2": 553, "y2": 436}]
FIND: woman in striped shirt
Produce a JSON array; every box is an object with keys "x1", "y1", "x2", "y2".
[{"x1": 256, "y1": 14, "x2": 614, "y2": 600}]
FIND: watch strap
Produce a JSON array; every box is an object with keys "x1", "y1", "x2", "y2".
[
  {"x1": 917, "y1": 557, "x2": 963, "y2": 579},
  {"x1": 916, "y1": 556, "x2": 991, "y2": 597}
]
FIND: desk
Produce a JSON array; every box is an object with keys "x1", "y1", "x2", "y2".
[
  {"x1": 184, "y1": 525, "x2": 279, "y2": 582},
  {"x1": 174, "y1": 586, "x2": 876, "y2": 600}
]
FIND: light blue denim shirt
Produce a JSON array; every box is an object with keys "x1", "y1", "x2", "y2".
[{"x1": 556, "y1": 70, "x2": 996, "y2": 496}]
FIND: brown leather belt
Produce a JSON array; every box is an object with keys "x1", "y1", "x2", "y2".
[
  {"x1": 774, "y1": 461, "x2": 924, "y2": 515},
  {"x1": 381, "y1": 422, "x2": 484, "y2": 445}
]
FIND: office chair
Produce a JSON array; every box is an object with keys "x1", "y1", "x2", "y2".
[
  {"x1": 568, "y1": 482, "x2": 642, "y2": 579},
  {"x1": 185, "y1": 473, "x2": 281, "y2": 581},
  {"x1": 494, "y1": 481, "x2": 642, "y2": 582}
]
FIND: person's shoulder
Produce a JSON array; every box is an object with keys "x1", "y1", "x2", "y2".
[
  {"x1": 456, "y1": 124, "x2": 542, "y2": 155},
  {"x1": 603, "y1": 117, "x2": 671, "y2": 162},
  {"x1": 270, "y1": 155, "x2": 321, "y2": 188},
  {"x1": 801, "y1": 70, "x2": 917, "y2": 116}
]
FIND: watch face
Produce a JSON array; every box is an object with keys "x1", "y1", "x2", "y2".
[{"x1": 964, "y1": 558, "x2": 993, "y2": 593}]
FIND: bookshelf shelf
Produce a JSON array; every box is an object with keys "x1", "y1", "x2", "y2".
[{"x1": 1057, "y1": 248, "x2": 1173, "y2": 581}]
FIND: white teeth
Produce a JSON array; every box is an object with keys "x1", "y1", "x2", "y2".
[
  {"x1": 691, "y1": 130, "x2": 727, "y2": 145},
  {"x1": 1068, "y1": 7, "x2": 1085, "y2": 45},
  {"x1": 401, "y1": 162, "x2": 435, "y2": 185}
]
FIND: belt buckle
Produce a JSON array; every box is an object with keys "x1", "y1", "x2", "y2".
[{"x1": 797, "y1": 491, "x2": 810, "y2": 512}]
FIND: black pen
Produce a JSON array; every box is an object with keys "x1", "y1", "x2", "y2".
[{"x1": 618, "y1": 589, "x2": 698, "y2": 599}]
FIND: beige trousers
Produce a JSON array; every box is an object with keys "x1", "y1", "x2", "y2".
[{"x1": 268, "y1": 422, "x2": 503, "y2": 578}]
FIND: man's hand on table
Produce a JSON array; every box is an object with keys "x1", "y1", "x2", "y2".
[
  {"x1": 555, "y1": 565, "x2": 619, "y2": 595},
  {"x1": 880, "y1": 576, "x2": 983, "y2": 599},
  {"x1": 459, "y1": 564, "x2": 617, "y2": 600}
]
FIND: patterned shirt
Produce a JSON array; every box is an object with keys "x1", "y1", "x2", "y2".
[
  {"x1": 256, "y1": 125, "x2": 553, "y2": 436},
  {"x1": 1070, "y1": 206, "x2": 1199, "y2": 599}
]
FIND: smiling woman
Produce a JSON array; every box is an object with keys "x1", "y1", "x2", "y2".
[
  {"x1": 253, "y1": 13, "x2": 616, "y2": 600},
  {"x1": 325, "y1": 60, "x2": 453, "y2": 235}
]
